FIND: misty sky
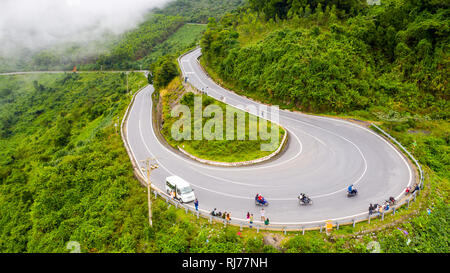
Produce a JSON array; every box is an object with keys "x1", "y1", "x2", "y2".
[{"x1": 0, "y1": 0, "x2": 173, "y2": 55}]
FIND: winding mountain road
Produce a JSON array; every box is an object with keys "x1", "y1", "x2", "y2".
[{"x1": 126, "y1": 48, "x2": 414, "y2": 226}]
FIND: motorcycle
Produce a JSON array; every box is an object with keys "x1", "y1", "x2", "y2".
[
  {"x1": 298, "y1": 195, "x2": 312, "y2": 205},
  {"x1": 210, "y1": 210, "x2": 222, "y2": 217},
  {"x1": 255, "y1": 198, "x2": 269, "y2": 207},
  {"x1": 347, "y1": 189, "x2": 358, "y2": 197}
]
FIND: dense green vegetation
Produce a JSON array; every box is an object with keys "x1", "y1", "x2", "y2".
[
  {"x1": 134, "y1": 24, "x2": 206, "y2": 71},
  {"x1": 150, "y1": 55, "x2": 181, "y2": 90},
  {"x1": 201, "y1": 0, "x2": 449, "y2": 115},
  {"x1": 248, "y1": 0, "x2": 366, "y2": 20},
  {"x1": 94, "y1": 15, "x2": 185, "y2": 71},
  {"x1": 158, "y1": 77, "x2": 284, "y2": 162},
  {"x1": 0, "y1": 73, "x2": 151, "y2": 252},
  {"x1": 154, "y1": 0, "x2": 246, "y2": 23}
]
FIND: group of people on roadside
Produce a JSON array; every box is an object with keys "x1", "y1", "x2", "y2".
[
  {"x1": 368, "y1": 184, "x2": 421, "y2": 215},
  {"x1": 369, "y1": 197, "x2": 395, "y2": 215},
  {"x1": 210, "y1": 208, "x2": 269, "y2": 226},
  {"x1": 210, "y1": 208, "x2": 231, "y2": 223},
  {"x1": 246, "y1": 209, "x2": 270, "y2": 227},
  {"x1": 405, "y1": 184, "x2": 420, "y2": 195}
]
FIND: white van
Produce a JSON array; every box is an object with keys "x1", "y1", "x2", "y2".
[{"x1": 165, "y1": 176, "x2": 196, "y2": 203}]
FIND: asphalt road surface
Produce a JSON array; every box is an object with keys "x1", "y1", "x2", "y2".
[{"x1": 125, "y1": 48, "x2": 414, "y2": 226}]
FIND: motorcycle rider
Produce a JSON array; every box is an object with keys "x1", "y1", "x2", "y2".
[
  {"x1": 259, "y1": 196, "x2": 266, "y2": 205},
  {"x1": 255, "y1": 193, "x2": 266, "y2": 205},
  {"x1": 348, "y1": 184, "x2": 357, "y2": 195},
  {"x1": 298, "y1": 193, "x2": 309, "y2": 204}
]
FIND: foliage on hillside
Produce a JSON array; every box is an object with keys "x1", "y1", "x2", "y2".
[
  {"x1": 0, "y1": 73, "x2": 150, "y2": 252},
  {"x1": 94, "y1": 15, "x2": 185, "y2": 70},
  {"x1": 135, "y1": 24, "x2": 206, "y2": 70},
  {"x1": 154, "y1": 0, "x2": 246, "y2": 23},
  {"x1": 201, "y1": 0, "x2": 449, "y2": 116},
  {"x1": 248, "y1": 0, "x2": 366, "y2": 20}
]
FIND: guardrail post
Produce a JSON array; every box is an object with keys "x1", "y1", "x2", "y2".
[
  {"x1": 352, "y1": 220, "x2": 356, "y2": 228},
  {"x1": 407, "y1": 198, "x2": 411, "y2": 208},
  {"x1": 196, "y1": 211, "x2": 199, "y2": 219},
  {"x1": 257, "y1": 225, "x2": 260, "y2": 233},
  {"x1": 240, "y1": 224, "x2": 243, "y2": 231},
  {"x1": 185, "y1": 208, "x2": 188, "y2": 214},
  {"x1": 175, "y1": 202, "x2": 178, "y2": 208},
  {"x1": 154, "y1": 191, "x2": 157, "y2": 199},
  {"x1": 320, "y1": 225, "x2": 323, "y2": 233},
  {"x1": 382, "y1": 212, "x2": 385, "y2": 221},
  {"x1": 393, "y1": 207, "x2": 396, "y2": 215},
  {"x1": 209, "y1": 216, "x2": 212, "y2": 224},
  {"x1": 302, "y1": 227, "x2": 305, "y2": 235},
  {"x1": 368, "y1": 214, "x2": 371, "y2": 224},
  {"x1": 284, "y1": 227, "x2": 287, "y2": 235},
  {"x1": 336, "y1": 222, "x2": 339, "y2": 230},
  {"x1": 413, "y1": 192, "x2": 417, "y2": 201}
]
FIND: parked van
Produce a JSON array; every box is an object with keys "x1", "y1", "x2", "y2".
[{"x1": 165, "y1": 176, "x2": 195, "y2": 203}]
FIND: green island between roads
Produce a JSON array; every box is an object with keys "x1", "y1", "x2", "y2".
[{"x1": 157, "y1": 76, "x2": 286, "y2": 164}]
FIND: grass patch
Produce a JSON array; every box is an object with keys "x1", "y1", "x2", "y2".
[{"x1": 159, "y1": 77, "x2": 285, "y2": 163}]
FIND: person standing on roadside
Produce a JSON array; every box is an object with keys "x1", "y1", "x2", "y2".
[
  {"x1": 249, "y1": 214, "x2": 254, "y2": 228},
  {"x1": 194, "y1": 199, "x2": 199, "y2": 211},
  {"x1": 260, "y1": 208, "x2": 265, "y2": 221}
]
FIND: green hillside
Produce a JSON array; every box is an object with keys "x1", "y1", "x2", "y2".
[
  {"x1": 0, "y1": 72, "x2": 150, "y2": 252},
  {"x1": 201, "y1": 0, "x2": 449, "y2": 116},
  {"x1": 154, "y1": 0, "x2": 246, "y2": 23},
  {"x1": 133, "y1": 23, "x2": 207, "y2": 70}
]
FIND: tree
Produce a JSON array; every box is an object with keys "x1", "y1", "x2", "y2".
[{"x1": 152, "y1": 57, "x2": 179, "y2": 90}]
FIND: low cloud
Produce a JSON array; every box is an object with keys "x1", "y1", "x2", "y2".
[{"x1": 0, "y1": 0, "x2": 172, "y2": 55}]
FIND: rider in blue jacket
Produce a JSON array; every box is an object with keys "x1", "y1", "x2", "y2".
[{"x1": 348, "y1": 185, "x2": 353, "y2": 193}]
